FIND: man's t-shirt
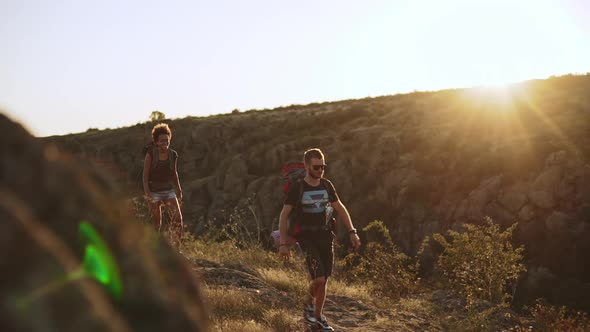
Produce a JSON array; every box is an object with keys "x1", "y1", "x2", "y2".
[{"x1": 285, "y1": 178, "x2": 339, "y2": 229}]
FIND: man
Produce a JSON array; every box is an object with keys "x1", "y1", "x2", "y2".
[{"x1": 278, "y1": 148, "x2": 361, "y2": 331}]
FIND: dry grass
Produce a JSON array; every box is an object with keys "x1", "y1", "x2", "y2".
[
  {"x1": 204, "y1": 286, "x2": 264, "y2": 320},
  {"x1": 257, "y1": 267, "x2": 307, "y2": 296},
  {"x1": 212, "y1": 318, "x2": 265, "y2": 332},
  {"x1": 181, "y1": 234, "x2": 281, "y2": 268},
  {"x1": 262, "y1": 308, "x2": 300, "y2": 331},
  {"x1": 329, "y1": 277, "x2": 376, "y2": 305}
]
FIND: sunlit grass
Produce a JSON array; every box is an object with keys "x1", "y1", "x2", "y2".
[
  {"x1": 212, "y1": 318, "x2": 265, "y2": 332},
  {"x1": 204, "y1": 286, "x2": 265, "y2": 320},
  {"x1": 257, "y1": 267, "x2": 307, "y2": 296},
  {"x1": 181, "y1": 233, "x2": 282, "y2": 268},
  {"x1": 329, "y1": 277, "x2": 374, "y2": 305},
  {"x1": 262, "y1": 308, "x2": 300, "y2": 331}
]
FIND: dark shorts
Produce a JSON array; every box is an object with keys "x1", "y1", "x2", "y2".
[{"x1": 297, "y1": 230, "x2": 335, "y2": 279}]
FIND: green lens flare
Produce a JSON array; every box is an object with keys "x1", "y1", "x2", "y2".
[
  {"x1": 84, "y1": 246, "x2": 110, "y2": 284},
  {"x1": 79, "y1": 221, "x2": 123, "y2": 299}
]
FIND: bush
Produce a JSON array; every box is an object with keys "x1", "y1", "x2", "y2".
[
  {"x1": 339, "y1": 220, "x2": 419, "y2": 299},
  {"x1": 433, "y1": 217, "x2": 526, "y2": 304},
  {"x1": 528, "y1": 299, "x2": 590, "y2": 332}
]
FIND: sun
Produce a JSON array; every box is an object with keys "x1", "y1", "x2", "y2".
[{"x1": 463, "y1": 83, "x2": 525, "y2": 111}]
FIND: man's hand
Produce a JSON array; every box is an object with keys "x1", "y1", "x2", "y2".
[
  {"x1": 278, "y1": 244, "x2": 291, "y2": 261},
  {"x1": 350, "y1": 233, "x2": 361, "y2": 252}
]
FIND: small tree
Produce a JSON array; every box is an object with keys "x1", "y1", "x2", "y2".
[
  {"x1": 149, "y1": 110, "x2": 166, "y2": 122},
  {"x1": 341, "y1": 220, "x2": 418, "y2": 299},
  {"x1": 433, "y1": 217, "x2": 526, "y2": 304}
]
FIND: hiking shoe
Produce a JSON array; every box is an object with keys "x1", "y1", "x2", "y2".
[
  {"x1": 315, "y1": 315, "x2": 334, "y2": 331},
  {"x1": 304, "y1": 304, "x2": 315, "y2": 323}
]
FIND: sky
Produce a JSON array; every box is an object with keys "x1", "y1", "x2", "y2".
[{"x1": 1, "y1": 0, "x2": 590, "y2": 137}]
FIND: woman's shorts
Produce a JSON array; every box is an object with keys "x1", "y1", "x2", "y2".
[{"x1": 151, "y1": 189, "x2": 177, "y2": 202}]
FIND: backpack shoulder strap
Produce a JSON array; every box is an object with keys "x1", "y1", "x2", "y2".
[
  {"x1": 168, "y1": 149, "x2": 178, "y2": 170},
  {"x1": 296, "y1": 178, "x2": 305, "y2": 210},
  {"x1": 150, "y1": 147, "x2": 159, "y2": 170}
]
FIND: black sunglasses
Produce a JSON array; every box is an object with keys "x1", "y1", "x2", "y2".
[{"x1": 311, "y1": 164, "x2": 327, "y2": 171}]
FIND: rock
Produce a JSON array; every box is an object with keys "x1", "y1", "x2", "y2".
[
  {"x1": 518, "y1": 205, "x2": 535, "y2": 222},
  {"x1": 223, "y1": 155, "x2": 248, "y2": 195},
  {"x1": 456, "y1": 175, "x2": 503, "y2": 219},
  {"x1": 0, "y1": 114, "x2": 209, "y2": 332},
  {"x1": 498, "y1": 182, "x2": 529, "y2": 213},
  {"x1": 545, "y1": 211, "x2": 572, "y2": 233},
  {"x1": 545, "y1": 150, "x2": 568, "y2": 167},
  {"x1": 529, "y1": 166, "x2": 563, "y2": 209},
  {"x1": 483, "y1": 202, "x2": 515, "y2": 227}
]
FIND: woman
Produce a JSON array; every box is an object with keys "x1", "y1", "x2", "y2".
[{"x1": 143, "y1": 123, "x2": 183, "y2": 241}]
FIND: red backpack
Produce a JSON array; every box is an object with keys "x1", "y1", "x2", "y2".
[
  {"x1": 281, "y1": 162, "x2": 306, "y2": 195},
  {"x1": 281, "y1": 162, "x2": 306, "y2": 237}
]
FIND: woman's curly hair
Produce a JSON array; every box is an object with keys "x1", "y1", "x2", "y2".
[{"x1": 151, "y1": 123, "x2": 172, "y2": 142}]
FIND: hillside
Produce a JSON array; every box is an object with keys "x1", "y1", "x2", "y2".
[{"x1": 45, "y1": 74, "x2": 590, "y2": 311}]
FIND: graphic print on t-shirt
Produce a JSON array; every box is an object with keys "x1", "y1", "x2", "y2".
[{"x1": 301, "y1": 189, "x2": 329, "y2": 214}]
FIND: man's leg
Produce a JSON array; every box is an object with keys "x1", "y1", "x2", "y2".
[
  {"x1": 312, "y1": 276, "x2": 328, "y2": 320},
  {"x1": 314, "y1": 233, "x2": 334, "y2": 320},
  {"x1": 306, "y1": 277, "x2": 316, "y2": 306}
]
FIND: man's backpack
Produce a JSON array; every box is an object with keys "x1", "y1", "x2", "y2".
[
  {"x1": 281, "y1": 162, "x2": 306, "y2": 194},
  {"x1": 281, "y1": 162, "x2": 306, "y2": 237}
]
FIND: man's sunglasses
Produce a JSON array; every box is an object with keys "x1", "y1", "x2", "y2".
[{"x1": 311, "y1": 164, "x2": 327, "y2": 171}]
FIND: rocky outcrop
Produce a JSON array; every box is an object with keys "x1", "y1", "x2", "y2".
[
  {"x1": 43, "y1": 73, "x2": 590, "y2": 310},
  {"x1": 1, "y1": 114, "x2": 209, "y2": 332}
]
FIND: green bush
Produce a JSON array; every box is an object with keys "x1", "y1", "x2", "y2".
[
  {"x1": 339, "y1": 220, "x2": 419, "y2": 299},
  {"x1": 433, "y1": 217, "x2": 526, "y2": 304}
]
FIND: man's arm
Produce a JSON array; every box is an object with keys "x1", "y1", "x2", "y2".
[
  {"x1": 278, "y1": 204, "x2": 293, "y2": 259},
  {"x1": 332, "y1": 200, "x2": 361, "y2": 250}
]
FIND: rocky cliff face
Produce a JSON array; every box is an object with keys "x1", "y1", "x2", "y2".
[
  {"x1": 45, "y1": 74, "x2": 590, "y2": 309},
  {"x1": 1, "y1": 114, "x2": 209, "y2": 331}
]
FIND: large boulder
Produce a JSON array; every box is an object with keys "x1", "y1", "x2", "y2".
[{"x1": 0, "y1": 114, "x2": 209, "y2": 332}]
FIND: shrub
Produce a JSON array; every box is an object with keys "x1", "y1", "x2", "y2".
[
  {"x1": 528, "y1": 299, "x2": 590, "y2": 332},
  {"x1": 199, "y1": 195, "x2": 263, "y2": 249},
  {"x1": 433, "y1": 217, "x2": 526, "y2": 304},
  {"x1": 339, "y1": 220, "x2": 419, "y2": 299}
]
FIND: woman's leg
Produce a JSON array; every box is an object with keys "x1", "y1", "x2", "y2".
[
  {"x1": 164, "y1": 198, "x2": 183, "y2": 243},
  {"x1": 148, "y1": 200, "x2": 163, "y2": 232}
]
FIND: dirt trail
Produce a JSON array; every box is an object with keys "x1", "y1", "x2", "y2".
[{"x1": 190, "y1": 258, "x2": 524, "y2": 331}]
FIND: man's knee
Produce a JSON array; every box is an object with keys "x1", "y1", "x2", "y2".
[{"x1": 313, "y1": 276, "x2": 327, "y2": 287}]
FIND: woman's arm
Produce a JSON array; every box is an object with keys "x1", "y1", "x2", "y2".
[
  {"x1": 172, "y1": 154, "x2": 183, "y2": 201},
  {"x1": 143, "y1": 153, "x2": 152, "y2": 198}
]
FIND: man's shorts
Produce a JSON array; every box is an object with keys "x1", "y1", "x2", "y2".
[{"x1": 297, "y1": 230, "x2": 335, "y2": 279}]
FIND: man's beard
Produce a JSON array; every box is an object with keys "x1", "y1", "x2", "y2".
[{"x1": 309, "y1": 172, "x2": 321, "y2": 179}]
